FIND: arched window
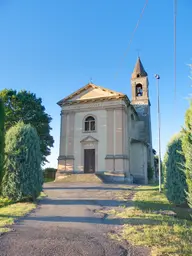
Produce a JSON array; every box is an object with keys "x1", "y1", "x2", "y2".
[
  {"x1": 136, "y1": 83, "x2": 143, "y2": 97},
  {"x1": 84, "y1": 116, "x2": 96, "y2": 132}
]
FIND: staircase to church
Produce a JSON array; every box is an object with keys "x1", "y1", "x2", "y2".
[{"x1": 55, "y1": 173, "x2": 103, "y2": 183}]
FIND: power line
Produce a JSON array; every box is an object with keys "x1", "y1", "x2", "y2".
[
  {"x1": 174, "y1": 0, "x2": 177, "y2": 102},
  {"x1": 115, "y1": 0, "x2": 148, "y2": 79}
]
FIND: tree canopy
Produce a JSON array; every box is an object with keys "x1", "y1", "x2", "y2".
[{"x1": 0, "y1": 89, "x2": 54, "y2": 164}]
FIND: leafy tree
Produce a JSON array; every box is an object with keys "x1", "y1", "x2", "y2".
[
  {"x1": 0, "y1": 89, "x2": 54, "y2": 164},
  {"x1": 182, "y1": 102, "x2": 192, "y2": 208},
  {"x1": 164, "y1": 133, "x2": 188, "y2": 206},
  {"x1": 0, "y1": 99, "x2": 5, "y2": 186},
  {"x1": 2, "y1": 122, "x2": 43, "y2": 201}
]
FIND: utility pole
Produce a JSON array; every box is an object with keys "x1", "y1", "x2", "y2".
[{"x1": 154, "y1": 74, "x2": 161, "y2": 193}]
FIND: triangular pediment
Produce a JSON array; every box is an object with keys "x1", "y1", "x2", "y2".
[
  {"x1": 57, "y1": 83, "x2": 124, "y2": 106},
  {"x1": 80, "y1": 135, "x2": 98, "y2": 143}
]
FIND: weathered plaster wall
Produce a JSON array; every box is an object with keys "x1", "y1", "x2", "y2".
[{"x1": 130, "y1": 142, "x2": 148, "y2": 184}]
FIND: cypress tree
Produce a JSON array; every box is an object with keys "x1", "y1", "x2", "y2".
[
  {"x1": 2, "y1": 122, "x2": 43, "y2": 201},
  {"x1": 0, "y1": 99, "x2": 5, "y2": 187},
  {"x1": 164, "y1": 133, "x2": 188, "y2": 206},
  {"x1": 182, "y1": 102, "x2": 192, "y2": 208}
]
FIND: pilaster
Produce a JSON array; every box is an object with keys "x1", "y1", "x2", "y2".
[
  {"x1": 115, "y1": 108, "x2": 123, "y2": 155},
  {"x1": 67, "y1": 112, "x2": 75, "y2": 156},
  {"x1": 105, "y1": 109, "x2": 114, "y2": 172},
  {"x1": 59, "y1": 111, "x2": 68, "y2": 156}
]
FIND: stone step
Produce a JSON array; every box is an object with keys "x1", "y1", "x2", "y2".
[{"x1": 55, "y1": 173, "x2": 103, "y2": 183}]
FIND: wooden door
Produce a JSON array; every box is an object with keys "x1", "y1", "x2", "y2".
[{"x1": 84, "y1": 149, "x2": 95, "y2": 173}]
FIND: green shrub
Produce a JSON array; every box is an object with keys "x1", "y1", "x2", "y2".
[
  {"x1": 164, "y1": 133, "x2": 188, "y2": 206},
  {"x1": 182, "y1": 102, "x2": 192, "y2": 208},
  {"x1": 44, "y1": 167, "x2": 57, "y2": 173},
  {"x1": 0, "y1": 99, "x2": 5, "y2": 187},
  {"x1": 43, "y1": 167, "x2": 57, "y2": 181},
  {"x1": 2, "y1": 122, "x2": 43, "y2": 201},
  {"x1": 147, "y1": 164, "x2": 154, "y2": 181}
]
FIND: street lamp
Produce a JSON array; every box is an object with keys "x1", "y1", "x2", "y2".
[{"x1": 154, "y1": 74, "x2": 162, "y2": 193}]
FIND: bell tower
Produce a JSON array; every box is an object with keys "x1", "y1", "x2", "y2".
[
  {"x1": 131, "y1": 57, "x2": 153, "y2": 167},
  {"x1": 131, "y1": 57, "x2": 149, "y2": 104}
]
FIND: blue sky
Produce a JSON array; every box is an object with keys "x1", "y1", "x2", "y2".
[{"x1": 0, "y1": 0, "x2": 191, "y2": 167}]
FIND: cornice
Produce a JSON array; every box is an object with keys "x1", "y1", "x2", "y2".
[
  {"x1": 61, "y1": 98, "x2": 128, "y2": 112},
  {"x1": 105, "y1": 154, "x2": 129, "y2": 160}
]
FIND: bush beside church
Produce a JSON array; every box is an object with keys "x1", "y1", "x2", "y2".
[
  {"x1": 163, "y1": 101, "x2": 192, "y2": 210},
  {"x1": 2, "y1": 122, "x2": 43, "y2": 201},
  {"x1": 164, "y1": 133, "x2": 187, "y2": 206}
]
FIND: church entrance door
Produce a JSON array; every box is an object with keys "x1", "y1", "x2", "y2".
[{"x1": 84, "y1": 149, "x2": 95, "y2": 173}]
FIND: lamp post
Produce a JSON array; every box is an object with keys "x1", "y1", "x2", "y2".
[{"x1": 154, "y1": 74, "x2": 161, "y2": 193}]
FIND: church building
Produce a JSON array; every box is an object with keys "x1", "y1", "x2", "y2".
[{"x1": 56, "y1": 58, "x2": 154, "y2": 184}]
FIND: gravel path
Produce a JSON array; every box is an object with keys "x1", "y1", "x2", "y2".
[{"x1": 0, "y1": 183, "x2": 150, "y2": 256}]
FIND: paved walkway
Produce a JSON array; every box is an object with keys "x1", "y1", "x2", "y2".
[{"x1": 0, "y1": 183, "x2": 149, "y2": 256}]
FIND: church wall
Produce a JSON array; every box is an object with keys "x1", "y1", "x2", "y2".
[
  {"x1": 147, "y1": 107, "x2": 154, "y2": 168},
  {"x1": 105, "y1": 106, "x2": 130, "y2": 174},
  {"x1": 73, "y1": 109, "x2": 107, "y2": 173},
  {"x1": 59, "y1": 112, "x2": 67, "y2": 156},
  {"x1": 130, "y1": 143, "x2": 148, "y2": 184},
  {"x1": 57, "y1": 112, "x2": 76, "y2": 175},
  {"x1": 124, "y1": 108, "x2": 129, "y2": 174},
  {"x1": 115, "y1": 109, "x2": 123, "y2": 155}
]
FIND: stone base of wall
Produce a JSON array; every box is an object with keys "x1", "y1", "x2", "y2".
[
  {"x1": 105, "y1": 158, "x2": 114, "y2": 172},
  {"x1": 56, "y1": 155, "x2": 75, "y2": 180},
  {"x1": 124, "y1": 176, "x2": 134, "y2": 184},
  {"x1": 105, "y1": 155, "x2": 129, "y2": 173},
  {"x1": 98, "y1": 171, "x2": 133, "y2": 184},
  {"x1": 132, "y1": 174, "x2": 148, "y2": 185}
]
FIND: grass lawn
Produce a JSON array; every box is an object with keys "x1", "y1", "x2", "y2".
[
  {"x1": 0, "y1": 192, "x2": 46, "y2": 233},
  {"x1": 109, "y1": 185, "x2": 192, "y2": 256}
]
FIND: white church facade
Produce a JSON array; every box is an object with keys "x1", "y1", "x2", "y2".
[{"x1": 56, "y1": 58, "x2": 154, "y2": 184}]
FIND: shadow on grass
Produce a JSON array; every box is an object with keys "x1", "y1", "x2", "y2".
[
  {"x1": 134, "y1": 200, "x2": 192, "y2": 221},
  {"x1": 135, "y1": 200, "x2": 172, "y2": 211},
  {"x1": 133, "y1": 188, "x2": 159, "y2": 191}
]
